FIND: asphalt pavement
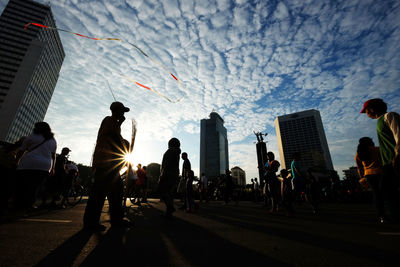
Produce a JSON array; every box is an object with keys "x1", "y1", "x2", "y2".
[{"x1": 1, "y1": 199, "x2": 399, "y2": 266}]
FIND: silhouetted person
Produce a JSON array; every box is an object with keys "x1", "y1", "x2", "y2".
[
  {"x1": 186, "y1": 170, "x2": 195, "y2": 212},
  {"x1": 60, "y1": 160, "x2": 79, "y2": 208},
  {"x1": 15, "y1": 122, "x2": 56, "y2": 211},
  {"x1": 265, "y1": 152, "x2": 280, "y2": 213},
  {"x1": 262, "y1": 162, "x2": 272, "y2": 207},
  {"x1": 135, "y1": 163, "x2": 146, "y2": 205},
  {"x1": 45, "y1": 147, "x2": 70, "y2": 208},
  {"x1": 159, "y1": 138, "x2": 181, "y2": 218},
  {"x1": 83, "y1": 101, "x2": 131, "y2": 231},
  {"x1": 254, "y1": 178, "x2": 260, "y2": 202},
  {"x1": 0, "y1": 137, "x2": 25, "y2": 215},
  {"x1": 306, "y1": 169, "x2": 320, "y2": 214},
  {"x1": 199, "y1": 172, "x2": 208, "y2": 203},
  {"x1": 142, "y1": 166, "x2": 148, "y2": 203},
  {"x1": 223, "y1": 169, "x2": 234, "y2": 204},
  {"x1": 361, "y1": 98, "x2": 400, "y2": 220},
  {"x1": 280, "y1": 169, "x2": 294, "y2": 216},
  {"x1": 355, "y1": 137, "x2": 385, "y2": 222},
  {"x1": 291, "y1": 152, "x2": 306, "y2": 203},
  {"x1": 178, "y1": 152, "x2": 191, "y2": 210},
  {"x1": 250, "y1": 178, "x2": 255, "y2": 201}
]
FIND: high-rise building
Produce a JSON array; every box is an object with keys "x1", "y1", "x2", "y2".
[
  {"x1": 0, "y1": 0, "x2": 65, "y2": 142},
  {"x1": 200, "y1": 111, "x2": 229, "y2": 180},
  {"x1": 274, "y1": 109, "x2": 334, "y2": 171}
]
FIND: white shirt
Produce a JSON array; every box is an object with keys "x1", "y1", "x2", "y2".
[
  {"x1": 17, "y1": 133, "x2": 57, "y2": 172},
  {"x1": 384, "y1": 112, "x2": 400, "y2": 155}
]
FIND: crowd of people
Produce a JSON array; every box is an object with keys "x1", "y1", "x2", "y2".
[
  {"x1": 1, "y1": 98, "x2": 399, "y2": 227},
  {"x1": 0, "y1": 122, "x2": 79, "y2": 216}
]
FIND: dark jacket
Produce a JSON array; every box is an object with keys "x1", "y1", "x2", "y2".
[{"x1": 159, "y1": 147, "x2": 181, "y2": 191}]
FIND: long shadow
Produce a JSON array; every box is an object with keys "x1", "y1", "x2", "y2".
[
  {"x1": 34, "y1": 230, "x2": 92, "y2": 267},
  {"x1": 80, "y1": 204, "x2": 289, "y2": 266},
  {"x1": 201, "y1": 202, "x2": 396, "y2": 228},
  {"x1": 195, "y1": 205, "x2": 400, "y2": 265}
]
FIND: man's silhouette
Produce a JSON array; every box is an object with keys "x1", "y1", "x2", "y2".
[{"x1": 83, "y1": 102, "x2": 131, "y2": 231}]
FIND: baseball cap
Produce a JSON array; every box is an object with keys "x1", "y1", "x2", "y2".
[
  {"x1": 110, "y1": 101, "x2": 130, "y2": 112},
  {"x1": 62, "y1": 147, "x2": 71, "y2": 152},
  {"x1": 360, "y1": 98, "x2": 383, "y2": 113}
]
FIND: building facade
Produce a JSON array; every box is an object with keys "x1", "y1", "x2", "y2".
[
  {"x1": 274, "y1": 109, "x2": 334, "y2": 171},
  {"x1": 200, "y1": 111, "x2": 229, "y2": 180},
  {"x1": 0, "y1": 0, "x2": 65, "y2": 142},
  {"x1": 231, "y1": 166, "x2": 246, "y2": 186}
]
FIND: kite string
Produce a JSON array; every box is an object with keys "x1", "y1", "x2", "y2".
[
  {"x1": 24, "y1": 22, "x2": 183, "y2": 103},
  {"x1": 25, "y1": 22, "x2": 183, "y2": 88},
  {"x1": 106, "y1": 79, "x2": 117, "y2": 101}
]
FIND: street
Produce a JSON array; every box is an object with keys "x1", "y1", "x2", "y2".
[{"x1": 1, "y1": 199, "x2": 399, "y2": 266}]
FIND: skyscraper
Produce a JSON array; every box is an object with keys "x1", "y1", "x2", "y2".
[
  {"x1": 274, "y1": 109, "x2": 334, "y2": 171},
  {"x1": 0, "y1": 0, "x2": 65, "y2": 142},
  {"x1": 200, "y1": 111, "x2": 229, "y2": 180}
]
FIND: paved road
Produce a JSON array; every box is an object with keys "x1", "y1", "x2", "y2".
[{"x1": 1, "y1": 199, "x2": 399, "y2": 266}]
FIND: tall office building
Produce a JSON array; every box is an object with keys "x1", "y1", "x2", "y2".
[
  {"x1": 274, "y1": 109, "x2": 334, "y2": 171},
  {"x1": 200, "y1": 111, "x2": 229, "y2": 180},
  {"x1": 0, "y1": 0, "x2": 65, "y2": 142}
]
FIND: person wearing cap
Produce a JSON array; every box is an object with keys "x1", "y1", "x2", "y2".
[
  {"x1": 361, "y1": 98, "x2": 400, "y2": 220},
  {"x1": 83, "y1": 101, "x2": 131, "y2": 231}
]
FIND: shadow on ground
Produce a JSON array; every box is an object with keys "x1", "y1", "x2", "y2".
[
  {"x1": 194, "y1": 203, "x2": 400, "y2": 265},
  {"x1": 34, "y1": 230, "x2": 92, "y2": 267},
  {"x1": 34, "y1": 203, "x2": 288, "y2": 267}
]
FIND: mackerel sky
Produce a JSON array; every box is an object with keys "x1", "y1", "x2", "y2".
[{"x1": 1, "y1": 0, "x2": 400, "y2": 181}]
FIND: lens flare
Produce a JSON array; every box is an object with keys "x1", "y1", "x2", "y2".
[{"x1": 124, "y1": 153, "x2": 135, "y2": 165}]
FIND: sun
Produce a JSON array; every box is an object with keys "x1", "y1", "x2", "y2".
[{"x1": 124, "y1": 153, "x2": 135, "y2": 165}]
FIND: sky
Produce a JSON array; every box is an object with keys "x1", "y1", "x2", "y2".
[{"x1": 1, "y1": 0, "x2": 400, "y2": 182}]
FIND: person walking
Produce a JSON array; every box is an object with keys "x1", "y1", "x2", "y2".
[
  {"x1": 15, "y1": 122, "x2": 56, "y2": 211},
  {"x1": 158, "y1": 138, "x2": 181, "y2": 218},
  {"x1": 178, "y1": 152, "x2": 191, "y2": 210},
  {"x1": 135, "y1": 164, "x2": 146, "y2": 205},
  {"x1": 355, "y1": 137, "x2": 385, "y2": 222},
  {"x1": 47, "y1": 147, "x2": 70, "y2": 208},
  {"x1": 291, "y1": 152, "x2": 306, "y2": 202},
  {"x1": 361, "y1": 98, "x2": 400, "y2": 220},
  {"x1": 186, "y1": 170, "x2": 195, "y2": 212},
  {"x1": 199, "y1": 172, "x2": 208, "y2": 203},
  {"x1": 280, "y1": 169, "x2": 294, "y2": 216},
  {"x1": 142, "y1": 166, "x2": 148, "y2": 203},
  {"x1": 223, "y1": 169, "x2": 234, "y2": 205},
  {"x1": 83, "y1": 101, "x2": 131, "y2": 231},
  {"x1": 60, "y1": 160, "x2": 79, "y2": 208},
  {"x1": 265, "y1": 152, "x2": 280, "y2": 213},
  {"x1": 254, "y1": 178, "x2": 260, "y2": 202}
]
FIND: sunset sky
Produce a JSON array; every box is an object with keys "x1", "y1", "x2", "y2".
[{"x1": 1, "y1": 0, "x2": 399, "y2": 181}]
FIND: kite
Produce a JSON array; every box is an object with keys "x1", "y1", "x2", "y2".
[
  {"x1": 118, "y1": 73, "x2": 182, "y2": 103},
  {"x1": 24, "y1": 22, "x2": 183, "y2": 102}
]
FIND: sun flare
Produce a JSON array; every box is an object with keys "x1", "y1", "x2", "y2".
[{"x1": 124, "y1": 153, "x2": 135, "y2": 165}]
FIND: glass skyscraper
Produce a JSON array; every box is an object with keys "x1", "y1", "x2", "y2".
[
  {"x1": 200, "y1": 111, "x2": 229, "y2": 180},
  {"x1": 0, "y1": 0, "x2": 65, "y2": 142},
  {"x1": 274, "y1": 109, "x2": 334, "y2": 171}
]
